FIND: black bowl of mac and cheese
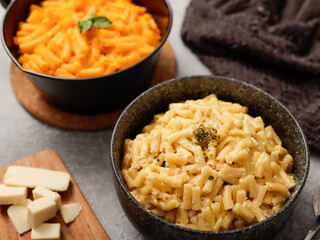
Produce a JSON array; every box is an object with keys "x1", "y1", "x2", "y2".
[
  {"x1": 110, "y1": 75, "x2": 309, "y2": 240},
  {"x1": 2, "y1": 0, "x2": 172, "y2": 114}
]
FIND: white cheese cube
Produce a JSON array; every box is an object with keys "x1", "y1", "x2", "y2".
[
  {"x1": 4, "y1": 166, "x2": 70, "y2": 191},
  {"x1": 7, "y1": 199, "x2": 32, "y2": 234},
  {"x1": 0, "y1": 184, "x2": 27, "y2": 205},
  {"x1": 31, "y1": 223, "x2": 61, "y2": 240},
  {"x1": 33, "y1": 187, "x2": 61, "y2": 212},
  {"x1": 60, "y1": 203, "x2": 82, "y2": 224},
  {"x1": 28, "y1": 197, "x2": 57, "y2": 228}
]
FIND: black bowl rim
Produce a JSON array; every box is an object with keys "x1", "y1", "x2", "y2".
[
  {"x1": 111, "y1": 75, "x2": 310, "y2": 236},
  {"x1": 1, "y1": 0, "x2": 173, "y2": 82}
]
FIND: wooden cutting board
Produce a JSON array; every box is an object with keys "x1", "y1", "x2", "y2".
[{"x1": 0, "y1": 149, "x2": 110, "y2": 240}]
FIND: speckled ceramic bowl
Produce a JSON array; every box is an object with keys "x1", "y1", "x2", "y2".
[{"x1": 110, "y1": 75, "x2": 310, "y2": 240}]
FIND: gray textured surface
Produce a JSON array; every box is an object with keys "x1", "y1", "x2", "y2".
[{"x1": 0, "y1": 1, "x2": 319, "y2": 239}]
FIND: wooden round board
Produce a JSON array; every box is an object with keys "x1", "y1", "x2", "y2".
[{"x1": 10, "y1": 41, "x2": 176, "y2": 130}]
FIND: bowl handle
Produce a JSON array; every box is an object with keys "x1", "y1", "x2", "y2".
[{"x1": 0, "y1": 0, "x2": 10, "y2": 8}]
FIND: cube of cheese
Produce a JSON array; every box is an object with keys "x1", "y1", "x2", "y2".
[
  {"x1": 60, "y1": 203, "x2": 82, "y2": 224},
  {"x1": 28, "y1": 197, "x2": 57, "y2": 228},
  {"x1": 0, "y1": 184, "x2": 27, "y2": 205},
  {"x1": 7, "y1": 199, "x2": 32, "y2": 234},
  {"x1": 33, "y1": 187, "x2": 61, "y2": 212},
  {"x1": 4, "y1": 166, "x2": 70, "y2": 191},
  {"x1": 31, "y1": 223, "x2": 60, "y2": 240}
]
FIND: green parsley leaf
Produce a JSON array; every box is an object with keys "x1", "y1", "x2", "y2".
[
  {"x1": 90, "y1": 7, "x2": 95, "y2": 17},
  {"x1": 78, "y1": 7, "x2": 112, "y2": 34},
  {"x1": 92, "y1": 16, "x2": 112, "y2": 28},
  {"x1": 78, "y1": 19, "x2": 93, "y2": 34}
]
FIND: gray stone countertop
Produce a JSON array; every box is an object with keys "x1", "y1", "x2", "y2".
[{"x1": 0, "y1": 0, "x2": 319, "y2": 239}]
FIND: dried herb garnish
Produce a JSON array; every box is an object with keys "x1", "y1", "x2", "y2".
[
  {"x1": 247, "y1": 191, "x2": 250, "y2": 199},
  {"x1": 78, "y1": 7, "x2": 112, "y2": 33},
  {"x1": 161, "y1": 160, "x2": 166, "y2": 167},
  {"x1": 193, "y1": 124, "x2": 219, "y2": 151},
  {"x1": 208, "y1": 175, "x2": 214, "y2": 180}
]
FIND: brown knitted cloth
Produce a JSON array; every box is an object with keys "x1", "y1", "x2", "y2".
[{"x1": 181, "y1": 0, "x2": 320, "y2": 151}]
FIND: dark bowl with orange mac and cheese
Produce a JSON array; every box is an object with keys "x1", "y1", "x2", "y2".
[
  {"x1": 1, "y1": 0, "x2": 172, "y2": 114},
  {"x1": 111, "y1": 75, "x2": 309, "y2": 240}
]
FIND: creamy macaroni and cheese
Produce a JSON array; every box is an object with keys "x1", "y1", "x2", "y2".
[{"x1": 122, "y1": 94, "x2": 295, "y2": 231}]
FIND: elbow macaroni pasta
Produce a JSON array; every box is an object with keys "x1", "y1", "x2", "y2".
[
  {"x1": 14, "y1": 0, "x2": 161, "y2": 78},
  {"x1": 122, "y1": 94, "x2": 295, "y2": 231}
]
